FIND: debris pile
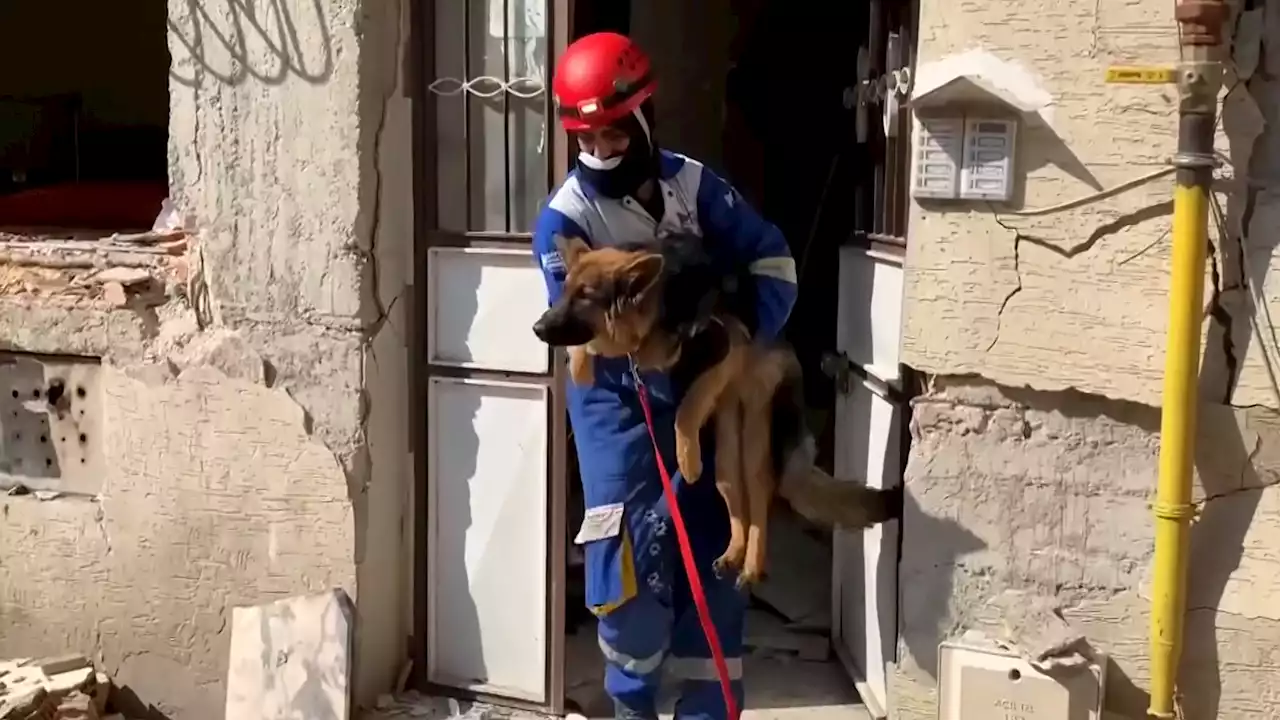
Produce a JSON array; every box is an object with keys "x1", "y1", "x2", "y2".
[
  {"x1": 0, "y1": 198, "x2": 194, "y2": 309},
  {"x1": 0, "y1": 654, "x2": 116, "y2": 720},
  {"x1": 0, "y1": 229, "x2": 189, "y2": 308},
  {"x1": 365, "y1": 692, "x2": 506, "y2": 720}
]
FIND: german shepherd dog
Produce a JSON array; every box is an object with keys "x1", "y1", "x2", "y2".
[{"x1": 533, "y1": 232, "x2": 900, "y2": 588}]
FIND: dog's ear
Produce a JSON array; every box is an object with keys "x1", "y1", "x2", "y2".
[
  {"x1": 554, "y1": 235, "x2": 591, "y2": 270},
  {"x1": 620, "y1": 253, "x2": 664, "y2": 300}
]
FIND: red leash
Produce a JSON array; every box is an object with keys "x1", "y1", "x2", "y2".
[{"x1": 633, "y1": 372, "x2": 741, "y2": 720}]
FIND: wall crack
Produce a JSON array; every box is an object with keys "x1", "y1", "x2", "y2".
[
  {"x1": 985, "y1": 203, "x2": 1173, "y2": 352},
  {"x1": 1207, "y1": 232, "x2": 1242, "y2": 403},
  {"x1": 986, "y1": 211, "x2": 1024, "y2": 352},
  {"x1": 359, "y1": 0, "x2": 406, "y2": 355}
]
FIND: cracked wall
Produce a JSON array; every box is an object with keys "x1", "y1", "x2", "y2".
[
  {"x1": 898, "y1": 0, "x2": 1280, "y2": 717},
  {"x1": 892, "y1": 379, "x2": 1280, "y2": 719},
  {"x1": 0, "y1": 0, "x2": 414, "y2": 717}
]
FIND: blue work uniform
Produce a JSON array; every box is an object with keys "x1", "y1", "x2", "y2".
[{"x1": 533, "y1": 151, "x2": 798, "y2": 720}]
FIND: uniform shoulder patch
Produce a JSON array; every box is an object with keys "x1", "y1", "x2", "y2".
[{"x1": 540, "y1": 250, "x2": 566, "y2": 275}]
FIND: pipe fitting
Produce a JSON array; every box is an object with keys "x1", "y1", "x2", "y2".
[
  {"x1": 1175, "y1": 60, "x2": 1224, "y2": 113},
  {"x1": 1177, "y1": 0, "x2": 1228, "y2": 45},
  {"x1": 1175, "y1": 0, "x2": 1228, "y2": 46}
]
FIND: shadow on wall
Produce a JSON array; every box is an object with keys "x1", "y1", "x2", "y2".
[
  {"x1": 1014, "y1": 118, "x2": 1103, "y2": 198},
  {"x1": 1179, "y1": 23, "x2": 1277, "y2": 714},
  {"x1": 898, "y1": 375, "x2": 1274, "y2": 719},
  {"x1": 912, "y1": 109, "x2": 1113, "y2": 230},
  {"x1": 113, "y1": 686, "x2": 176, "y2": 720},
  {"x1": 897, "y1": 482, "x2": 986, "y2": 682},
  {"x1": 168, "y1": 0, "x2": 333, "y2": 87}
]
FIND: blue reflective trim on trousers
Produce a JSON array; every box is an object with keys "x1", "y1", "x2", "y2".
[{"x1": 597, "y1": 567, "x2": 747, "y2": 720}]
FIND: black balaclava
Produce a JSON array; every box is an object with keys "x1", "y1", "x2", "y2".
[{"x1": 576, "y1": 99, "x2": 659, "y2": 201}]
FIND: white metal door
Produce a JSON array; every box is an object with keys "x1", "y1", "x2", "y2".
[
  {"x1": 424, "y1": 247, "x2": 556, "y2": 702},
  {"x1": 420, "y1": 0, "x2": 571, "y2": 710},
  {"x1": 830, "y1": 243, "x2": 906, "y2": 719}
]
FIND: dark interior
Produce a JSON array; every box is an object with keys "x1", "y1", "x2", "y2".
[
  {"x1": 562, "y1": 0, "x2": 887, "y2": 711},
  {"x1": 0, "y1": 0, "x2": 169, "y2": 230}
]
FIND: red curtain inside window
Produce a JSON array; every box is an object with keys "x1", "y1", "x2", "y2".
[{"x1": 0, "y1": 181, "x2": 168, "y2": 231}]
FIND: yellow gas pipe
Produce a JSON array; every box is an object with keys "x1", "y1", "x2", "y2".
[{"x1": 1148, "y1": 1, "x2": 1227, "y2": 717}]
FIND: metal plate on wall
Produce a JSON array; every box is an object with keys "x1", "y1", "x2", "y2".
[
  {"x1": 938, "y1": 642, "x2": 1105, "y2": 720},
  {"x1": 0, "y1": 353, "x2": 104, "y2": 495}
]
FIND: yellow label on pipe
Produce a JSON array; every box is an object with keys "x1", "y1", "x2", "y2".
[{"x1": 1106, "y1": 66, "x2": 1176, "y2": 84}]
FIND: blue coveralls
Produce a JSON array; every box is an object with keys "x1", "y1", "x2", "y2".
[{"x1": 534, "y1": 150, "x2": 798, "y2": 720}]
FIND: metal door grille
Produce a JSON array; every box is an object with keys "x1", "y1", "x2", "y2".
[
  {"x1": 427, "y1": 0, "x2": 562, "y2": 241},
  {"x1": 853, "y1": 0, "x2": 918, "y2": 248}
]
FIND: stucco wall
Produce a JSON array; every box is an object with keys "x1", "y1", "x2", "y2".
[
  {"x1": 0, "y1": 0, "x2": 414, "y2": 717},
  {"x1": 898, "y1": 0, "x2": 1280, "y2": 717}
]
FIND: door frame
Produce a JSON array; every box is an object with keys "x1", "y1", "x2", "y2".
[
  {"x1": 409, "y1": 0, "x2": 573, "y2": 713},
  {"x1": 828, "y1": 0, "x2": 919, "y2": 715}
]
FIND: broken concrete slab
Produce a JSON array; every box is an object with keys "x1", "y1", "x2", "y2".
[
  {"x1": 90, "y1": 268, "x2": 153, "y2": 287},
  {"x1": 0, "y1": 655, "x2": 108, "y2": 720},
  {"x1": 225, "y1": 589, "x2": 355, "y2": 720},
  {"x1": 32, "y1": 656, "x2": 90, "y2": 677}
]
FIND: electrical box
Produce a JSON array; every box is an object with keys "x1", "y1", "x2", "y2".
[
  {"x1": 937, "y1": 642, "x2": 1106, "y2": 720},
  {"x1": 960, "y1": 117, "x2": 1016, "y2": 202},
  {"x1": 911, "y1": 116, "x2": 1017, "y2": 203},
  {"x1": 911, "y1": 118, "x2": 964, "y2": 199}
]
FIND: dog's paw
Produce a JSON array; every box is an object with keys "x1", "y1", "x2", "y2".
[
  {"x1": 736, "y1": 550, "x2": 767, "y2": 590},
  {"x1": 712, "y1": 548, "x2": 745, "y2": 579},
  {"x1": 676, "y1": 434, "x2": 703, "y2": 483},
  {"x1": 735, "y1": 564, "x2": 764, "y2": 591}
]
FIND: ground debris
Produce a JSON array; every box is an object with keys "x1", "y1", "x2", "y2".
[
  {"x1": 364, "y1": 691, "x2": 550, "y2": 720},
  {"x1": 0, "y1": 654, "x2": 112, "y2": 720},
  {"x1": 0, "y1": 228, "x2": 189, "y2": 306}
]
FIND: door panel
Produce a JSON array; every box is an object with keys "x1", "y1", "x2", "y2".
[
  {"x1": 831, "y1": 244, "x2": 906, "y2": 719},
  {"x1": 426, "y1": 246, "x2": 552, "y2": 374},
  {"x1": 419, "y1": 0, "x2": 571, "y2": 711},
  {"x1": 835, "y1": 245, "x2": 905, "y2": 379},
  {"x1": 427, "y1": 377, "x2": 550, "y2": 701}
]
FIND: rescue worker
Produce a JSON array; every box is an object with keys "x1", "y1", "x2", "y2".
[{"x1": 532, "y1": 32, "x2": 798, "y2": 720}]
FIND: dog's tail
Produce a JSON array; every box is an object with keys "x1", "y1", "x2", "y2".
[{"x1": 770, "y1": 350, "x2": 902, "y2": 530}]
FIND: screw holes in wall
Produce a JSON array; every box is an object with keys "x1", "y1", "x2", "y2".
[{"x1": 3, "y1": 377, "x2": 94, "y2": 475}]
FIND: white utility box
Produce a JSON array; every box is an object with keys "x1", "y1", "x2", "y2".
[
  {"x1": 910, "y1": 118, "x2": 964, "y2": 199},
  {"x1": 937, "y1": 642, "x2": 1106, "y2": 720},
  {"x1": 911, "y1": 116, "x2": 1017, "y2": 203},
  {"x1": 959, "y1": 117, "x2": 1017, "y2": 202}
]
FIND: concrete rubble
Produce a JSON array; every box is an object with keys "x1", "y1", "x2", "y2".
[
  {"x1": 0, "y1": 654, "x2": 118, "y2": 720},
  {"x1": 0, "y1": 228, "x2": 189, "y2": 309},
  {"x1": 364, "y1": 692, "x2": 545, "y2": 720}
]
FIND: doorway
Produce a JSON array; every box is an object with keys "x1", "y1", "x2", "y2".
[
  {"x1": 559, "y1": 1, "x2": 918, "y2": 717},
  {"x1": 411, "y1": 0, "x2": 917, "y2": 715}
]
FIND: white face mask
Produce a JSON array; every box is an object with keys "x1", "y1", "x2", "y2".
[
  {"x1": 575, "y1": 108, "x2": 651, "y2": 173},
  {"x1": 577, "y1": 153, "x2": 624, "y2": 171}
]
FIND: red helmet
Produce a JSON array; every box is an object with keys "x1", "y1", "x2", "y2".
[{"x1": 553, "y1": 32, "x2": 656, "y2": 131}]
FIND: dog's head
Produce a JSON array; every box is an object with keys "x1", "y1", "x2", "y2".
[{"x1": 532, "y1": 236, "x2": 665, "y2": 357}]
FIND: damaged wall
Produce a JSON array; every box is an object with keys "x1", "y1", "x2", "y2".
[
  {"x1": 897, "y1": 0, "x2": 1280, "y2": 717},
  {"x1": 0, "y1": 0, "x2": 414, "y2": 717}
]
